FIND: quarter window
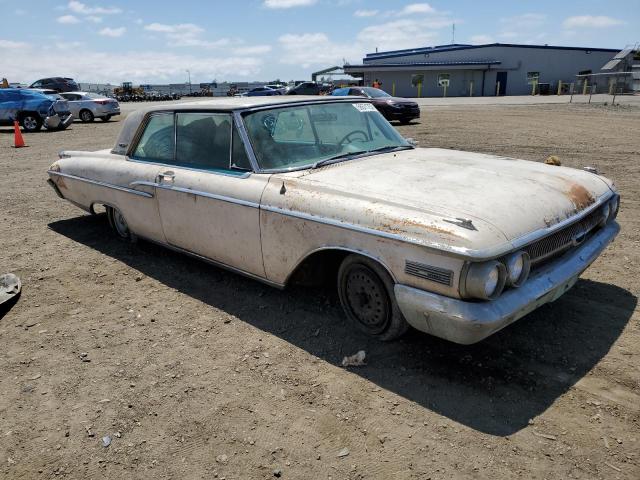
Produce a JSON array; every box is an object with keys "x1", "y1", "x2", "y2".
[
  {"x1": 133, "y1": 113, "x2": 175, "y2": 162},
  {"x1": 231, "y1": 123, "x2": 252, "y2": 170}
]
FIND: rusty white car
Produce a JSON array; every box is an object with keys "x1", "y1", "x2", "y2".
[{"x1": 47, "y1": 96, "x2": 620, "y2": 344}]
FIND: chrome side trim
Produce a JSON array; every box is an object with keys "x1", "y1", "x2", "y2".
[
  {"x1": 138, "y1": 234, "x2": 284, "y2": 289},
  {"x1": 127, "y1": 157, "x2": 252, "y2": 179},
  {"x1": 130, "y1": 181, "x2": 260, "y2": 209},
  {"x1": 48, "y1": 171, "x2": 154, "y2": 198}
]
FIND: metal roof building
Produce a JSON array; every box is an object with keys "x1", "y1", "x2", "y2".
[{"x1": 343, "y1": 43, "x2": 620, "y2": 97}]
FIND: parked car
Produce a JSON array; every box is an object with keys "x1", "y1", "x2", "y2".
[
  {"x1": 246, "y1": 86, "x2": 282, "y2": 97},
  {"x1": 332, "y1": 87, "x2": 420, "y2": 124},
  {"x1": 0, "y1": 88, "x2": 73, "y2": 132},
  {"x1": 59, "y1": 92, "x2": 121, "y2": 122},
  {"x1": 29, "y1": 77, "x2": 79, "y2": 93},
  {"x1": 286, "y1": 82, "x2": 320, "y2": 95},
  {"x1": 47, "y1": 96, "x2": 620, "y2": 344},
  {"x1": 265, "y1": 84, "x2": 287, "y2": 94}
]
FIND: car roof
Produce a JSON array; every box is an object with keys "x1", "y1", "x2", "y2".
[
  {"x1": 140, "y1": 95, "x2": 359, "y2": 113},
  {"x1": 112, "y1": 96, "x2": 371, "y2": 156}
]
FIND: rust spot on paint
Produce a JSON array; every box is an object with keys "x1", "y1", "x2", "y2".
[
  {"x1": 55, "y1": 176, "x2": 68, "y2": 190},
  {"x1": 567, "y1": 184, "x2": 595, "y2": 211}
]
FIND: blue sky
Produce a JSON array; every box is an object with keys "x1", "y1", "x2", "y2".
[{"x1": 1, "y1": 0, "x2": 638, "y2": 84}]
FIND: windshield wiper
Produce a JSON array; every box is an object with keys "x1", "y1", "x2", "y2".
[{"x1": 310, "y1": 145, "x2": 413, "y2": 169}]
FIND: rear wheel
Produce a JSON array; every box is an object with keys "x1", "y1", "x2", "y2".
[
  {"x1": 20, "y1": 113, "x2": 42, "y2": 132},
  {"x1": 101, "y1": 115, "x2": 111, "y2": 122},
  {"x1": 337, "y1": 254, "x2": 409, "y2": 341},
  {"x1": 106, "y1": 206, "x2": 135, "y2": 242},
  {"x1": 79, "y1": 109, "x2": 94, "y2": 123}
]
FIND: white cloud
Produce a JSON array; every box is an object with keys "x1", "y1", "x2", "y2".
[
  {"x1": 500, "y1": 13, "x2": 546, "y2": 29},
  {"x1": 1, "y1": 42, "x2": 264, "y2": 84},
  {"x1": 562, "y1": 15, "x2": 624, "y2": 28},
  {"x1": 469, "y1": 34, "x2": 493, "y2": 45},
  {"x1": 233, "y1": 45, "x2": 272, "y2": 55},
  {"x1": 354, "y1": 9, "x2": 378, "y2": 17},
  {"x1": 264, "y1": 0, "x2": 316, "y2": 8},
  {"x1": 397, "y1": 3, "x2": 435, "y2": 16},
  {"x1": 15, "y1": 8, "x2": 27, "y2": 15},
  {"x1": 144, "y1": 22, "x2": 204, "y2": 35},
  {"x1": 144, "y1": 23, "x2": 231, "y2": 49},
  {"x1": 55, "y1": 41, "x2": 84, "y2": 49},
  {"x1": 87, "y1": 15, "x2": 103, "y2": 23},
  {"x1": 57, "y1": 15, "x2": 80, "y2": 24},
  {"x1": 68, "y1": 0, "x2": 121, "y2": 15},
  {"x1": 99, "y1": 27, "x2": 126, "y2": 37},
  {"x1": 278, "y1": 33, "x2": 361, "y2": 68},
  {"x1": 357, "y1": 18, "x2": 447, "y2": 51},
  {"x1": 0, "y1": 39, "x2": 28, "y2": 48}
]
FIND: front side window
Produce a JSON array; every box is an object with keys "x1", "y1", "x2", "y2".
[
  {"x1": 133, "y1": 113, "x2": 175, "y2": 162},
  {"x1": 243, "y1": 102, "x2": 410, "y2": 171},
  {"x1": 176, "y1": 112, "x2": 231, "y2": 170}
]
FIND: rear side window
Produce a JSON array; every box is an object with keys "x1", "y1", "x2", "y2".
[
  {"x1": 176, "y1": 113, "x2": 231, "y2": 170},
  {"x1": 133, "y1": 113, "x2": 175, "y2": 162}
]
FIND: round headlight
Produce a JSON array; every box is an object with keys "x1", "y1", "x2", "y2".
[
  {"x1": 608, "y1": 195, "x2": 619, "y2": 221},
  {"x1": 504, "y1": 251, "x2": 530, "y2": 287},
  {"x1": 464, "y1": 261, "x2": 506, "y2": 300}
]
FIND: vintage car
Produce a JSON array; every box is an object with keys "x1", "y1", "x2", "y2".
[{"x1": 47, "y1": 96, "x2": 620, "y2": 344}]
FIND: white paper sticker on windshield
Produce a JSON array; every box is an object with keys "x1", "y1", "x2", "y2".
[{"x1": 352, "y1": 103, "x2": 377, "y2": 112}]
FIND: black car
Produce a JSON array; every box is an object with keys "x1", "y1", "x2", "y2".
[
  {"x1": 29, "y1": 77, "x2": 80, "y2": 93},
  {"x1": 286, "y1": 82, "x2": 321, "y2": 95},
  {"x1": 332, "y1": 86, "x2": 420, "y2": 124}
]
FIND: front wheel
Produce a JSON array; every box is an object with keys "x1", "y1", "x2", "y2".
[
  {"x1": 20, "y1": 114, "x2": 42, "y2": 132},
  {"x1": 337, "y1": 254, "x2": 409, "y2": 341},
  {"x1": 101, "y1": 115, "x2": 111, "y2": 122}
]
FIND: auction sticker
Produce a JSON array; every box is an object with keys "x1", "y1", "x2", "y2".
[{"x1": 352, "y1": 103, "x2": 377, "y2": 112}]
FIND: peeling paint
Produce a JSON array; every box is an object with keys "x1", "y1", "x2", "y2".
[{"x1": 567, "y1": 184, "x2": 595, "y2": 211}]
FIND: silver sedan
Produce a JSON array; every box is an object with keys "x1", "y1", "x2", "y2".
[{"x1": 59, "y1": 92, "x2": 120, "y2": 122}]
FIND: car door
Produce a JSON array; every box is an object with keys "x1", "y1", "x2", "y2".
[
  {"x1": 0, "y1": 90, "x2": 20, "y2": 124},
  {"x1": 145, "y1": 111, "x2": 268, "y2": 277},
  {"x1": 61, "y1": 93, "x2": 81, "y2": 117}
]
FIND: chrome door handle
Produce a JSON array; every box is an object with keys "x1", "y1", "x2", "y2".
[{"x1": 158, "y1": 171, "x2": 175, "y2": 183}]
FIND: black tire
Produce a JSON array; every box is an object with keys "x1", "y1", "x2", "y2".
[
  {"x1": 79, "y1": 109, "x2": 95, "y2": 123},
  {"x1": 399, "y1": 119, "x2": 411, "y2": 125},
  {"x1": 106, "y1": 206, "x2": 135, "y2": 242},
  {"x1": 20, "y1": 113, "x2": 42, "y2": 132},
  {"x1": 101, "y1": 115, "x2": 111, "y2": 122},
  {"x1": 337, "y1": 254, "x2": 409, "y2": 341}
]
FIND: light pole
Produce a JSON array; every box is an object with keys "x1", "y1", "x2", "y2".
[{"x1": 185, "y1": 69, "x2": 192, "y2": 95}]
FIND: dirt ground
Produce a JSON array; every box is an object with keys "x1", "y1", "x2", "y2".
[{"x1": 1, "y1": 102, "x2": 639, "y2": 480}]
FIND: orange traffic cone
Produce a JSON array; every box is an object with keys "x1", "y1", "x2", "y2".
[{"x1": 13, "y1": 120, "x2": 26, "y2": 148}]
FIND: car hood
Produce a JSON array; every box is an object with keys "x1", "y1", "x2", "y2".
[{"x1": 270, "y1": 148, "x2": 614, "y2": 257}]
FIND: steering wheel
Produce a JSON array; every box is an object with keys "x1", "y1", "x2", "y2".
[{"x1": 338, "y1": 130, "x2": 368, "y2": 145}]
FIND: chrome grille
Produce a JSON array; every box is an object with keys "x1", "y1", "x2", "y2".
[
  {"x1": 524, "y1": 207, "x2": 605, "y2": 266},
  {"x1": 405, "y1": 261, "x2": 453, "y2": 286}
]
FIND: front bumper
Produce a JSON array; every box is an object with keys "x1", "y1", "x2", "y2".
[
  {"x1": 394, "y1": 221, "x2": 620, "y2": 344},
  {"x1": 44, "y1": 113, "x2": 74, "y2": 130}
]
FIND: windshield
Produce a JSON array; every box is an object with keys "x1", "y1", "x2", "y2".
[
  {"x1": 362, "y1": 87, "x2": 391, "y2": 98},
  {"x1": 243, "y1": 102, "x2": 410, "y2": 171}
]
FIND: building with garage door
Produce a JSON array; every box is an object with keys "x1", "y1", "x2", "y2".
[{"x1": 343, "y1": 43, "x2": 620, "y2": 97}]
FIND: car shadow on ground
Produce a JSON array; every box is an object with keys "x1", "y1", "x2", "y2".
[{"x1": 49, "y1": 214, "x2": 637, "y2": 437}]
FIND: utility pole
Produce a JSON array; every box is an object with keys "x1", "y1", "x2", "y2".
[
  {"x1": 452, "y1": 23, "x2": 455, "y2": 44},
  {"x1": 186, "y1": 69, "x2": 192, "y2": 94}
]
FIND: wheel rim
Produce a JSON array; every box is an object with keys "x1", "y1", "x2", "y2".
[
  {"x1": 112, "y1": 209, "x2": 129, "y2": 237},
  {"x1": 81, "y1": 111, "x2": 92, "y2": 121},
  {"x1": 344, "y1": 265, "x2": 390, "y2": 334},
  {"x1": 24, "y1": 116, "x2": 37, "y2": 130}
]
